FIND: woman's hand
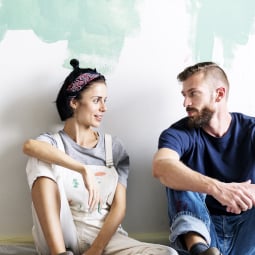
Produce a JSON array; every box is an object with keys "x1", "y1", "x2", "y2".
[{"x1": 80, "y1": 166, "x2": 101, "y2": 211}]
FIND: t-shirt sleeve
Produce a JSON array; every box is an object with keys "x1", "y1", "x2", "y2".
[
  {"x1": 112, "y1": 136, "x2": 130, "y2": 188},
  {"x1": 158, "y1": 128, "x2": 189, "y2": 157},
  {"x1": 36, "y1": 132, "x2": 58, "y2": 148}
]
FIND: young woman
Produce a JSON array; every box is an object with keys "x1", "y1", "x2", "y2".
[{"x1": 23, "y1": 59, "x2": 177, "y2": 255}]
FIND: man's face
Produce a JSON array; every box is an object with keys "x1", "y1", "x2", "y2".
[{"x1": 181, "y1": 73, "x2": 216, "y2": 128}]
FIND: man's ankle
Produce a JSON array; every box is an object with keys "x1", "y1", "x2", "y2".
[{"x1": 184, "y1": 231, "x2": 208, "y2": 251}]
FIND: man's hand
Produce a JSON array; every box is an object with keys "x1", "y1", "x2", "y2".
[{"x1": 212, "y1": 180, "x2": 255, "y2": 214}]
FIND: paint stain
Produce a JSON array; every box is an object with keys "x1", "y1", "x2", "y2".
[
  {"x1": 0, "y1": 0, "x2": 140, "y2": 72},
  {"x1": 186, "y1": 0, "x2": 255, "y2": 66},
  {"x1": 95, "y1": 171, "x2": 106, "y2": 176}
]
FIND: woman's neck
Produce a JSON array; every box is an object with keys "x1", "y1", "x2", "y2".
[{"x1": 63, "y1": 119, "x2": 98, "y2": 148}]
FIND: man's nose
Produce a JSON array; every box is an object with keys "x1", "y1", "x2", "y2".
[{"x1": 183, "y1": 97, "x2": 191, "y2": 108}]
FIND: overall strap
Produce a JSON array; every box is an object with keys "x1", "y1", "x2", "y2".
[
  {"x1": 53, "y1": 132, "x2": 65, "y2": 152},
  {"x1": 104, "y1": 134, "x2": 114, "y2": 167}
]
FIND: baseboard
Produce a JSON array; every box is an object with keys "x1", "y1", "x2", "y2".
[
  {"x1": 0, "y1": 236, "x2": 34, "y2": 245},
  {"x1": 0, "y1": 231, "x2": 170, "y2": 246}
]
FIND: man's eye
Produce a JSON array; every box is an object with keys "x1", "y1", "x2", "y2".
[{"x1": 190, "y1": 91, "x2": 197, "y2": 97}]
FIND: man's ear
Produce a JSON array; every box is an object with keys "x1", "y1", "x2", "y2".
[{"x1": 216, "y1": 87, "x2": 225, "y2": 102}]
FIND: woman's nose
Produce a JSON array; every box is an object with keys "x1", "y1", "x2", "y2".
[{"x1": 100, "y1": 102, "x2": 107, "y2": 112}]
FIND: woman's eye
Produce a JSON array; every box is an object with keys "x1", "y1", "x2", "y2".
[{"x1": 93, "y1": 98, "x2": 100, "y2": 103}]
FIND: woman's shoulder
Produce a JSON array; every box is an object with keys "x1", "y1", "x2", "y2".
[
  {"x1": 36, "y1": 131, "x2": 60, "y2": 147},
  {"x1": 97, "y1": 131, "x2": 121, "y2": 144},
  {"x1": 106, "y1": 133, "x2": 125, "y2": 148},
  {"x1": 99, "y1": 131, "x2": 127, "y2": 154}
]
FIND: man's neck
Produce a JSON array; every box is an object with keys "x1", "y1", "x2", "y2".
[{"x1": 202, "y1": 112, "x2": 232, "y2": 137}]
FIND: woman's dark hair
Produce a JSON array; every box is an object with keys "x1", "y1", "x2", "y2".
[{"x1": 56, "y1": 59, "x2": 106, "y2": 121}]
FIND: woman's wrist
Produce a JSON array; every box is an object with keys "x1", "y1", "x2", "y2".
[{"x1": 77, "y1": 164, "x2": 87, "y2": 175}]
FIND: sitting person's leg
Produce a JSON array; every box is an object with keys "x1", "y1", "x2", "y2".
[
  {"x1": 101, "y1": 231, "x2": 178, "y2": 255},
  {"x1": 212, "y1": 207, "x2": 255, "y2": 255},
  {"x1": 27, "y1": 157, "x2": 79, "y2": 255},
  {"x1": 166, "y1": 188, "x2": 221, "y2": 255},
  {"x1": 32, "y1": 177, "x2": 66, "y2": 255},
  {"x1": 74, "y1": 219, "x2": 177, "y2": 255}
]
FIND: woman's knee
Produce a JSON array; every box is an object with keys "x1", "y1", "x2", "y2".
[{"x1": 32, "y1": 177, "x2": 60, "y2": 205}]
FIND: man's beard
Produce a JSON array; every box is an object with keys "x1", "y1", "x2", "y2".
[{"x1": 187, "y1": 107, "x2": 214, "y2": 129}]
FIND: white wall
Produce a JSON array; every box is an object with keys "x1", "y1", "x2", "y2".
[{"x1": 1, "y1": 0, "x2": 255, "y2": 241}]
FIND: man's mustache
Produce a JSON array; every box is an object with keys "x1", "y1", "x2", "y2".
[{"x1": 186, "y1": 107, "x2": 198, "y2": 112}]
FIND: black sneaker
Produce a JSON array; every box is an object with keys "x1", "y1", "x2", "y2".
[{"x1": 199, "y1": 247, "x2": 222, "y2": 255}]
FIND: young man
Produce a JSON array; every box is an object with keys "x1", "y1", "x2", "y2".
[{"x1": 153, "y1": 62, "x2": 255, "y2": 255}]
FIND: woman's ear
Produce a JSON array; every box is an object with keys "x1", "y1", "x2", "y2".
[{"x1": 70, "y1": 98, "x2": 78, "y2": 110}]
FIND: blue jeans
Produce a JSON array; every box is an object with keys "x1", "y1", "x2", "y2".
[{"x1": 166, "y1": 188, "x2": 255, "y2": 255}]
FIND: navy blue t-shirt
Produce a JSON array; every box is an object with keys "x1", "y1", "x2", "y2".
[{"x1": 158, "y1": 112, "x2": 255, "y2": 215}]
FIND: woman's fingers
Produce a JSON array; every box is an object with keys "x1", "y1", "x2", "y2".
[{"x1": 81, "y1": 167, "x2": 102, "y2": 211}]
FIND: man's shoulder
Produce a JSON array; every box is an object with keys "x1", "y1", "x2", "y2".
[
  {"x1": 170, "y1": 117, "x2": 189, "y2": 129},
  {"x1": 231, "y1": 112, "x2": 255, "y2": 124},
  {"x1": 161, "y1": 117, "x2": 197, "y2": 138}
]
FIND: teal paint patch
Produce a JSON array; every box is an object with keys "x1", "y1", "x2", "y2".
[
  {"x1": 0, "y1": 0, "x2": 140, "y2": 71},
  {"x1": 187, "y1": 0, "x2": 255, "y2": 66},
  {"x1": 72, "y1": 178, "x2": 79, "y2": 188}
]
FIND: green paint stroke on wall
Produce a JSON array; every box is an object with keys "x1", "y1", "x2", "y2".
[
  {"x1": 0, "y1": 0, "x2": 140, "y2": 71},
  {"x1": 187, "y1": 0, "x2": 255, "y2": 66}
]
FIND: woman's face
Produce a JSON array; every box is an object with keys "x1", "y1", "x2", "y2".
[{"x1": 72, "y1": 81, "x2": 107, "y2": 128}]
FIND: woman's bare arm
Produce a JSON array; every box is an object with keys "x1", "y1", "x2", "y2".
[{"x1": 23, "y1": 139, "x2": 99, "y2": 209}]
